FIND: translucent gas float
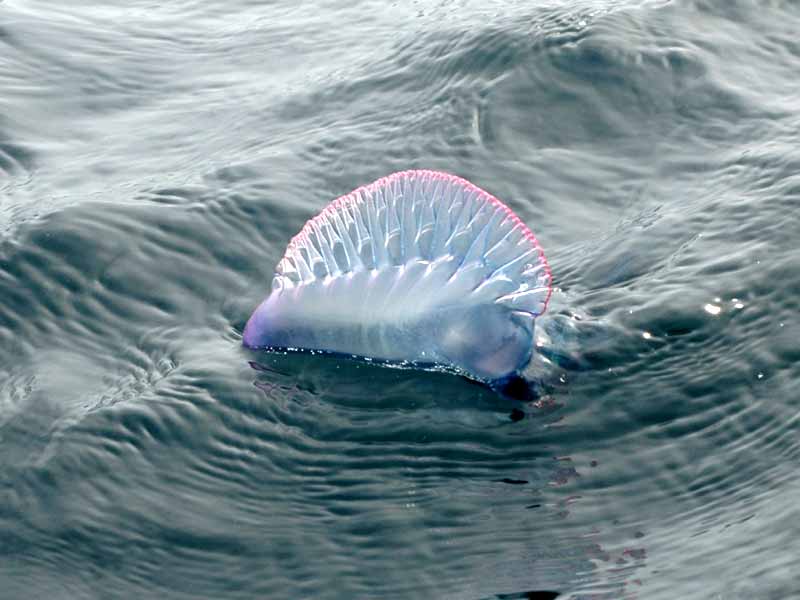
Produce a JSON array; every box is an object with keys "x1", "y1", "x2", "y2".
[{"x1": 243, "y1": 170, "x2": 552, "y2": 385}]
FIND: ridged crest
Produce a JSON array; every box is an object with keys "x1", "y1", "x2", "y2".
[{"x1": 274, "y1": 170, "x2": 551, "y2": 317}]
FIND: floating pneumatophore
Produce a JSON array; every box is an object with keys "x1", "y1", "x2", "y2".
[{"x1": 243, "y1": 170, "x2": 551, "y2": 383}]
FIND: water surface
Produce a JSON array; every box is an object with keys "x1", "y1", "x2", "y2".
[{"x1": 1, "y1": 0, "x2": 799, "y2": 598}]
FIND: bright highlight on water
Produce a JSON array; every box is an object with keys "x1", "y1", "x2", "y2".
[{"x1": 243, "y1": 170, "x2": 552, "y2": 383}]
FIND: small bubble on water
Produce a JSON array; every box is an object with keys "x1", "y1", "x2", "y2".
[
  {"x1": 704, "y1": 303, "x2": 721, "y2": 316},
  {"x1": 642, "y1": 331, "x2": 652, "y2": 340}
]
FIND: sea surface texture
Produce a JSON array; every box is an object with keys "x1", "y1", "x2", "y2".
[{"x1": 1, "y1": 1, "x2": 799, "y2": 598}]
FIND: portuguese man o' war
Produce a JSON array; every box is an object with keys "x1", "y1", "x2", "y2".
[{"x1": 243, "y1": 170, "x2": 552, "y2": 385}]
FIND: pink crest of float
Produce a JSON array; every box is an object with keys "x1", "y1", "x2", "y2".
[{"x1": 276, "y1": 170, "x2": 552, "y2": 315}]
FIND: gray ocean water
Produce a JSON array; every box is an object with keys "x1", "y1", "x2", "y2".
[{"x1": 2, "y1": 0, "x2": 799, "y2": 598}]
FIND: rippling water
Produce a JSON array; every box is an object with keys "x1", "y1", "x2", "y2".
[{"x1": 2, "y1": 0, "x2": 799, "y2": 598}]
